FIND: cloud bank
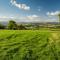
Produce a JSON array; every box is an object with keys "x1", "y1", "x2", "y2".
[
  {"x1": 0, "y1": 15, "x2": 57, "y2": 22},
  {"x1": 10, "y1": 0, "x2": 30, "y2": 10},
  {"x1": 0, "y1": 15, "x2": 44, "y2": 22},
  {"x1": 47, "y1": 11, "x2": 60, "y2": 16}
]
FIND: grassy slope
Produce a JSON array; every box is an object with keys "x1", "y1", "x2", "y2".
[{"x1": 0, "y1": 30, "x2": 60, "y2": 60}]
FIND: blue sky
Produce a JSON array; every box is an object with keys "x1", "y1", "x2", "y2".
[{"x1": 0, "y1": 0, "x2": 60, "y2": 22}]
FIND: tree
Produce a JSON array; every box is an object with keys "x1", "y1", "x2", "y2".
[
  {"x1": 8, "y1": 20, "x2": 17, "y2": 30},
  {"x1": 0, "y1": 24, "x2": 5, "y2": 29},
  {"x1": 18, "y1": 24, "x2": 26, "y2": 30},
  {"x1": 58, "y1": 13, "x2": 60, "y2": 24}
]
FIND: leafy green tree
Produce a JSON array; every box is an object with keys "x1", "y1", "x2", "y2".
[
  {"x1": 8, "y1": 20, "x2": 17, "y2": 30},
  {"x1": 18, "y1": 24, "x2": 26, "y2": 30},
  {"x1": 35, "y1": 25, "x2": 40, "y2": 30},
  {"x1": 0, "y1": 24, "x2": 5, "y2": 29},
  {"x1": 58, "y1": 13, "x2": 60, "y2": 24},
  {"x1": 25, "y1": 24, "x2": 32, "y2": 27}
]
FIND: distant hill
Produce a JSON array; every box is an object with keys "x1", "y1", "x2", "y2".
[{"x1": 0, "y1": 19, "x2": 59, "y2": 26}]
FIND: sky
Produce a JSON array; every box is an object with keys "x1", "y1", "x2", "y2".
[{"x1": 0, "y1": 0, "x2": 60, "y2": 22}]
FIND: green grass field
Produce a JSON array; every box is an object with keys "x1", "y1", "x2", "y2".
[{"x1": 0, "y1": 30, "x2": 60, "y2": 60}]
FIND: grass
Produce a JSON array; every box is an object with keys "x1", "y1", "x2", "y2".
[{"x1": 0, "y1": 30, "x2": 60, "y2": 60}]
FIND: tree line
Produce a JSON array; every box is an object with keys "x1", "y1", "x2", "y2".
[
  {"x1": 0, "y1": 20, "x2": 27, "y2": 30},
  {"x1": 0, "y1": 20, "x2": 60, "y2": 30}
]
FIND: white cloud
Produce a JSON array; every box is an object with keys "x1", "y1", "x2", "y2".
[
  {"x1": 0, "y1": 16, "x2": 15, "y2": 22},
  {"x1": 0, "y1": 16, "x2": 8, "y2": 19},
  {"x1": 47, "y1": 11, "x2": 60, "y2": 16},
  {"x1": 0, "y1": 16, "x2": 15, "y2": 19},
  {"x1": 10, "y1": 0, "x2": 30, "y2": 10},
  {"x1": 27, "y1": 15, "x2": 39, "y2": 20}
]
